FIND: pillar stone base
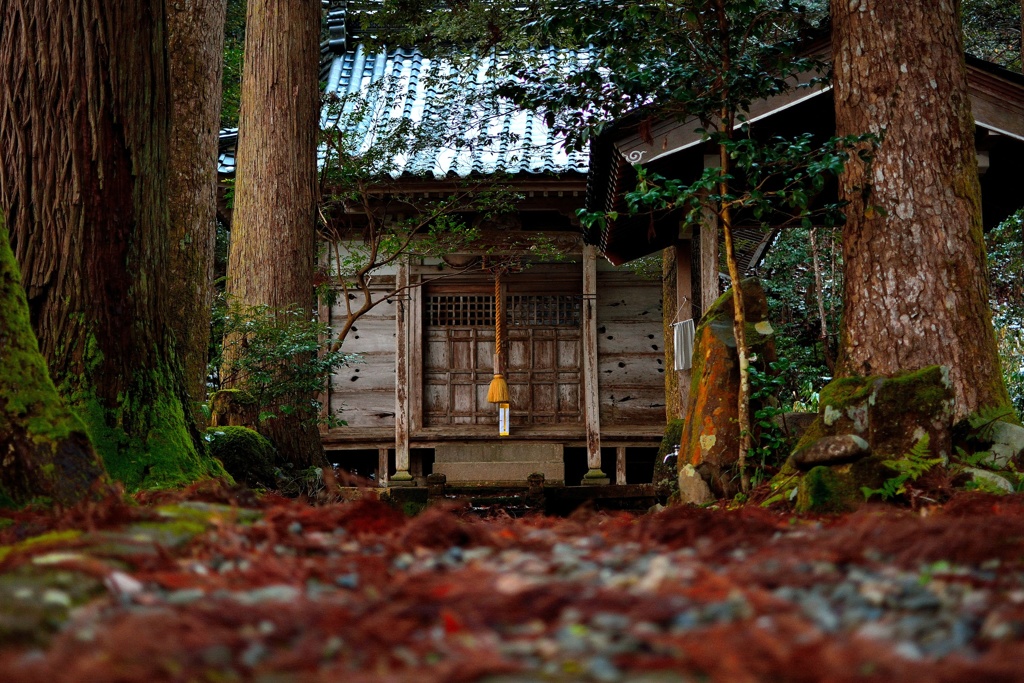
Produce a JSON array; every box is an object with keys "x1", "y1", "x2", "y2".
[
  {"x1": 389, "y1": 471, "x2": 415, "y2": 487},
  {"x1": 581, "y1": 469, "x2": 610, "y2": 486}
]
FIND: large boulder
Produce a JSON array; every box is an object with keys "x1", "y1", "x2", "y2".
[
  {"x1": 678, "y1": 278, "x2": 777, "y2": 499},
  {"x1": 781, "y1": 365, "x2": 955, "y2": 512}
]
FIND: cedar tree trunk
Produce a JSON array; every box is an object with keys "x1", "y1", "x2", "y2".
[
  {"x1": 831, "y1": 0, "x2": 1012, "y2": 421},
  {"x1": 227, "y1": 0, "x2": 328, "y2": 468},
  {"x1": 0, "y1": 0, "x2": 224, "y2": 490},
  {"x1": 168, "y1": 0, "x2": 228, "y2": 423},
  {"x1": 0, "y1": 212, "x2": 109, "y2": 508}
]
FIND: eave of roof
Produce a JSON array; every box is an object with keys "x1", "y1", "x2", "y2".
[{"x1": 587, "y1": 43, "x2": 1024, "y2": 265}]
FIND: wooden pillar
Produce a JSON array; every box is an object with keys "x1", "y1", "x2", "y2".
[
  {"x1": 392, "y1": 257, "x2": 414, "y2": 485},
  {"x1": 377, "y1": 447, "x2": 389, "y2": 487},
  {"x1": 616, "y1": 446, "x2": 626, "y2": 485},
  {"x1": 699, "y1": 182, "x2": 720, "y2": 316},
  {"x1": 662, "y1": 248, "x2": 681, "y2": 420},
  {"x1": 675, "y1": 240, "x2": 693, "y2": 415},
  {"x1": 581, "y1": 245, "x2": 609, "y2": 485}
]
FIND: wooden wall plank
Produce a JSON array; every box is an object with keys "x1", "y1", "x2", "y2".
[{"x1": 597, "y1": 270, "x2": 665, "y2": 428}]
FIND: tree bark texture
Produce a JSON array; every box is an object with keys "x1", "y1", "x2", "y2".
[
  {"x1": 0, "y1": 212, "x2": 109, "y2": 508},
  {"x1": 0, "y1": 0, "x2": 221, "y2": 489},
  {"x1": 831, "y1": 0, "x2": 1011, "y2": 420},
  {"x1": 168, "y1": 0, "x2": 227, "y2": 422},
  {"x1": 227, "y1": 0, "x2": 327, "y2": 468}
]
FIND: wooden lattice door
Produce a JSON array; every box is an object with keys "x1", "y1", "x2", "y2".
[{"x1": 423, "y1": 274, "x2": 583, "y2": 427}]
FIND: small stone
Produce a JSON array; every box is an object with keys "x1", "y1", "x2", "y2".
[
  {"x1": 963, "y1": 467, "x2": 1015, "y2": 494},
  {"x1": 166, "y1": 589, "x2": 207, "y2": 605},
  {"x1": 677, "y1": 465, "x2": 713, "y2": 505},
  {"x1": 335, "y1": 573, "x2": 359, "y2": 589},
  {"x1": 233, "y1": 585, "x2": 301, "y2": 605},
  {"x1": 41, "y1": 589, "x2": 71, "y2": 608},
  {"x1": 240, "y1": 642, "x2": 267, "y2": 668},
  {"x1": 792, "y1": 435, "x2": 870, "y2": 470},
  {"x1": 985, "y1": 421, "x2": 1024, "y2": 468},
  {"x1": 105, "y1": 572, "x2": 144, "y2": 597},
  {"x1": 591, "y1": 612, "x2": 631, "y2": 632},
  {"x1": 587, "y1": 655, "x2": 622, "y2": 683}
]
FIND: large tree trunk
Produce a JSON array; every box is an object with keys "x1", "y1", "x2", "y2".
[
  {"x1": 0, "y1": 0, "x2": 223, "y2": 490},
  {"x1": 168, "y1": 0, "x2": 228, "y2": 423},
  {"x1": 831, "y1": 0, "x2": 1011, "y2": 421},
  {"x1": 0, "y1": 213, "x2": 109, "y2": 508},
  {"x1": 227, "y1": 0, "x2": 327, "y2": 468}
]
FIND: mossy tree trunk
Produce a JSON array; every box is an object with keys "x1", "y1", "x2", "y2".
[
  {"x1": 0, "y1": 0, "x2": 223, "y2": 490},
  {"x1": 831, "y1": 0, "x2": 1012, "y2": 421},
  {"x1": 0, "y1": 213, "x2": 110, "y2": 508},
  {"x1": 168, "y1": 0, "x2": 228, "y2": 424},
  {"x1": 226, "y1": 0, "x2": 328, "y2": 469}
]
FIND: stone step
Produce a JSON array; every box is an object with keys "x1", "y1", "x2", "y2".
[{"x1": 433, "y1": 460, "x2": 564, "y2": 484}]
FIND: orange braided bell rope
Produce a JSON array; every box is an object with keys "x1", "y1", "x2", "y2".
[{"x1": 487, "y1": 269, "x2": 510, "y2": 403}]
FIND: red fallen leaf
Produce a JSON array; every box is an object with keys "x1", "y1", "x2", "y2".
[
  {"x1": 441, "y1": 609, "x2": 464, "y2": 634},
  {"x1": 146, "y1": 571, "x2": 205, "y2": 590},
  {"x1": 431, "y1": 583, "x2": 455, "y2": 599}
]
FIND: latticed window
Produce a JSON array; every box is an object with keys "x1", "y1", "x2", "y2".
[
  {"x1": 427, "y1": 295, "x2": 495, "y2": 327},
  {"x1": 427, "y1": 294, "x2": 581, "y2": 327},
  {"x1": 507, "y1": 294, "x2": 582, "y2": 327}
]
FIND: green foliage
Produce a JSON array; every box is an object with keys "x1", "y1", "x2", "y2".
[
  {"x1": 860, "y1": 435, "x2": 942, "y2": 502},
  {"x1": 987, "y1": 210, "x2": 1024, "y2": 418},
  {"x1": 745, "y1": 361, "x2": 793, "y2": 486},
  {"x1": 220, "y1": 0, "x2": 246, "y2": 128},
  {"x1": 759, "y1": 226, "x2": 841, "y2": 401},
  {"x1": 490, "y1": 1, "x2": 829, "y2": 151},
  {"x1": 211, "y1": 299, "x2": 354, "y2": 427},
  {"x1": 579, "y1": 131, "x2": 878, "y2": 239},
  {"x1": 275, "y1": 465, "x2": 328, "y2": 500},
  {"x1": 962, "y1": 0, "x2": 1022, "y2": 71}
]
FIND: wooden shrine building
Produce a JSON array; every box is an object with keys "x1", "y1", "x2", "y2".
[{"x1": 218, "y1": 5, "x2": 668, "y2": 486}]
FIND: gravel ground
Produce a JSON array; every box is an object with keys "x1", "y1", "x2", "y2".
[{"x1": 2, "y1": 487, "x2": 1024, "y2": 682}]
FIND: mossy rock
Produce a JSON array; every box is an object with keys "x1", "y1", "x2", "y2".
[
  {"x1": 795, "y1": 456, "x2": 890, "y2": 513},
  {"x1": 679, "y1": 278, "x2": 777, "y2": 498},
  {"x1": 784, "y1": 367, "x2": 954, "y2": 511},
  {"x1": 205, "y1": 426, "x2": 277, "y2": 490},
  {"x1": 791, "y1": 366, "x2": 954, "y2": 463}
]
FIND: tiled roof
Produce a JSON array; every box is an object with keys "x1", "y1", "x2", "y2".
[
  {"x1": 320, "y1": 46, "x2": 590, "y2": 178},
  {"x1": 218, "y1": 5, "x2": 589, "y2": 180}
]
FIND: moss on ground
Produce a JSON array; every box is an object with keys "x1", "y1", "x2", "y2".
[{"x1": 67, "y1": 360, "x2": 228, "y2": 492}]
